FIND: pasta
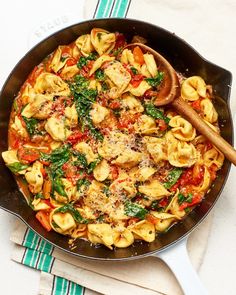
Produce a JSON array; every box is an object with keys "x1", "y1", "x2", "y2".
[{"x1": 2, "y1": 28, "x2": 224, "y2": 250}]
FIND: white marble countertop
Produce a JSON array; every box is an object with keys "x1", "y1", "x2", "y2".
[{"x1": 0, "y1": 1, "x2": 236, "y2": 294}]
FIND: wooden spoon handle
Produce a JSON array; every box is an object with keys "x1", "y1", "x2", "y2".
[{"x1": 172, "y1": 97, "x2": 236, "y2": 165}]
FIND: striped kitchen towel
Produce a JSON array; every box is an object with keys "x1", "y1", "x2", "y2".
[{"x1": 11, "y1": 212, "x2": 213, "y2": 295}]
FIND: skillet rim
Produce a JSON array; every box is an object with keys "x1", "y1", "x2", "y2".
[{"x1": 0, "y1": 17, "x2": 233, "y2": 261}]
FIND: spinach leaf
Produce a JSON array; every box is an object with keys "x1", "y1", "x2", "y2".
[
  {"x1": 145, "y1": 71, "x2": 164, "y2": 87},
  {"x1": 95, "y1": 69, "x2": 105, "y2": 81},
  {"x1": 73, "y1": 151, "x2": 88, "y2": 169},
  {"x1": 7, "y1": 162, "x2": 29, "y2": 174},
  {"x1": 145, "y1": 103, "x2": 170, "y2": 124},
  {"x1": 51, "y1": 220, "x2": 60, "y2": 228},
  {"x1": 35, "y1": 192, "x2": 45, "y2": 199},
  {"x1": 55, "y1": 203, "x2": 88, "y2": 223},
  {"x1": 87, "y1": 156, "x2": 102, "y2": 174},
  {"x1": 86, "y1": 118, "x2": 104, "y2": 141},
  {"x1": 53, "y1": 177, "x2": 67, "y2": 197},
  {"x1": 76, "y1": 178, "x2": 91, "y2": 191},
  {"x1": 124, "y1": 202, "x2": 148, "y2": 220},
  {"x1": 97, "y1": 215, "x2": 104, "y2": 222},
  {"x1": 112, "y1": 47, "x2": 122, "y2": 57},
  {"x1": 130, "y1": 67, "x2": 138, "y2": 75},
  {"x1": 150, "y1": 200, "x2": 165, "y2": 212},
  {"x1": 102, "y1": 186, "x2": 110, "y2": 197},
  {"x1": 71, "y1": 76, "x2": 103, "y2": 141},
  {"x1": 101, "y1": 82, "x2": 108, "y2": 91},
  {"x1": 77, "y1": 52, "x2": 98, "y2": 69},
  {"x1": 22, "y1": 116, "x2": 39, "y2": 137},
  {"x1": 13, "y1": 100, "x2": 18, "y2": 112},
  {"x1": 41, "y1": 145, "x2": 70, "y2": 171},
  {"x1": 164, "y1": 168, "x2": 183, "y2": 189},
  {"x1": 60, "y1": 56, "x2": 67, "y2": 62}
]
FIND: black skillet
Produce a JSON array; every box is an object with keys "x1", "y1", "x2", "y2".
[{"x1": 0, "y1": 18, "x2": 232, "y2": 294}]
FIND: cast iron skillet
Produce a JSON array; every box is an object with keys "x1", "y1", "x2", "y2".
[{"x1": 0, "y1": 18, "x2": 233, "y2": 260}]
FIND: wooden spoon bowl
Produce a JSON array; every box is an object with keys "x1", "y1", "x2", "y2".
[
  {"x1": 125, "y1": 43, "x2": 181, "y2": 106},
  {"x1": 126, "y1": 43, "x2": 236, "y2": 165}
]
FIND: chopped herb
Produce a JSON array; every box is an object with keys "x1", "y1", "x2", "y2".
[
  {"x1": 178, "y1": 193, "x2": 193, "y2": 205},
  {"x1": 7, "y1": 162, "x2": 29, "y2": 174},
  {"x1": 185, "y1": 207, "x2": 191, "y2": 213},
  {"x1": 55, "y1": 203, "x2": 88, "y2": 223},
  {"x1": 77, "y1": 52, "x2": 98, "y2": 69},
  {"x1": 130, "y1": 67, "x2": 138, "y2": 75},
  {"x1": 124, "y1": 201, "x2": 148, "y2": 220},
  {"x1": 185, "y1": 193, "x2": 193, "y2": 203},
  {"x1": 76, "y1": 178, "x2": 91, "y2": 192},
  {"x1": 145, "y1": 103, "x2": 170, "y2": 124},
  {"x1": 164, "y1": 168, "x2": 183, "y2": 189},
  {"x1": 95, "y1": 69, "x2": 105, "y2": 81},
  {"x1": 77, "y1": 56, "x2": 87, "y2": 69},
  {"x1": 74, "y1": 74, "x2": 88, "y2": 87},
  {"x1": 22, "y1": 116, "x2": 39, "y2": 137},
  {"x1": 145, "y1": 71, "x2": 164, "y2": 87},
  {"x1": 177, "y1": 193, "x2": 185, "y2": 205}
]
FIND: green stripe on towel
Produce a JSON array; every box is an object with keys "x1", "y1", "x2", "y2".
[
  {"x1": 94, "y1": 0, "x2": 115, "y2": 18},
  {"x1": 110, "y1": 0, "x2": 130, "y2": 17},
  {"x1": 52, "y1": 276, "x2": 84, "y2": 295},
  {"x1": 23, "y1": 228, "x2": 53, "y2": 255},
  {"x1": 23, "y1": 248, "x2": 54, "y2": 272}
]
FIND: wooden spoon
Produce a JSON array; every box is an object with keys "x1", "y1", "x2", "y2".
[{"x1": 126, "y1": 43, "x2": 236, "y2": 165}]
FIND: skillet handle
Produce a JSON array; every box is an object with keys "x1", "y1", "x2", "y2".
[{"x1": 154, "y1": 238, "x2": 208, "y2": 295}]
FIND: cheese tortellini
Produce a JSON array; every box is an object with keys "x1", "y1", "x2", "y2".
[
  {"x1": 75, "y1": 34, "x2": 94, "y2": 57},
  {"x1": 181, "y1": 76, "x2": 207, "y2": 101},
  {"x1": 34, "y1": 73, "x2": 70, "y2": 96},
  {"x1": 25, "y1": 161, "x2": 43, "y2": 194},
  {"x1": 200, "y1": 98, "x2": 218, "y2": 123},
  {"x1": 91, "y1": 28, "x2": 116, "y2": 56},
  {"x1": 169, "y1": 115, "x2": 196, "y2": 141},
  {"x1": 166, "y1": 132, "x2": 199, "y2": 167}
]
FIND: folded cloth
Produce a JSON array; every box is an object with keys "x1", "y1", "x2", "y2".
[{"x1": 11, "y1": 212, "x2": 213, "y2": 295}]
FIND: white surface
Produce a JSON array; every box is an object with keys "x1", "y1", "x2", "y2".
[{"x1": 0, "y1": 1, "x2": 236, "y2": 294}]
